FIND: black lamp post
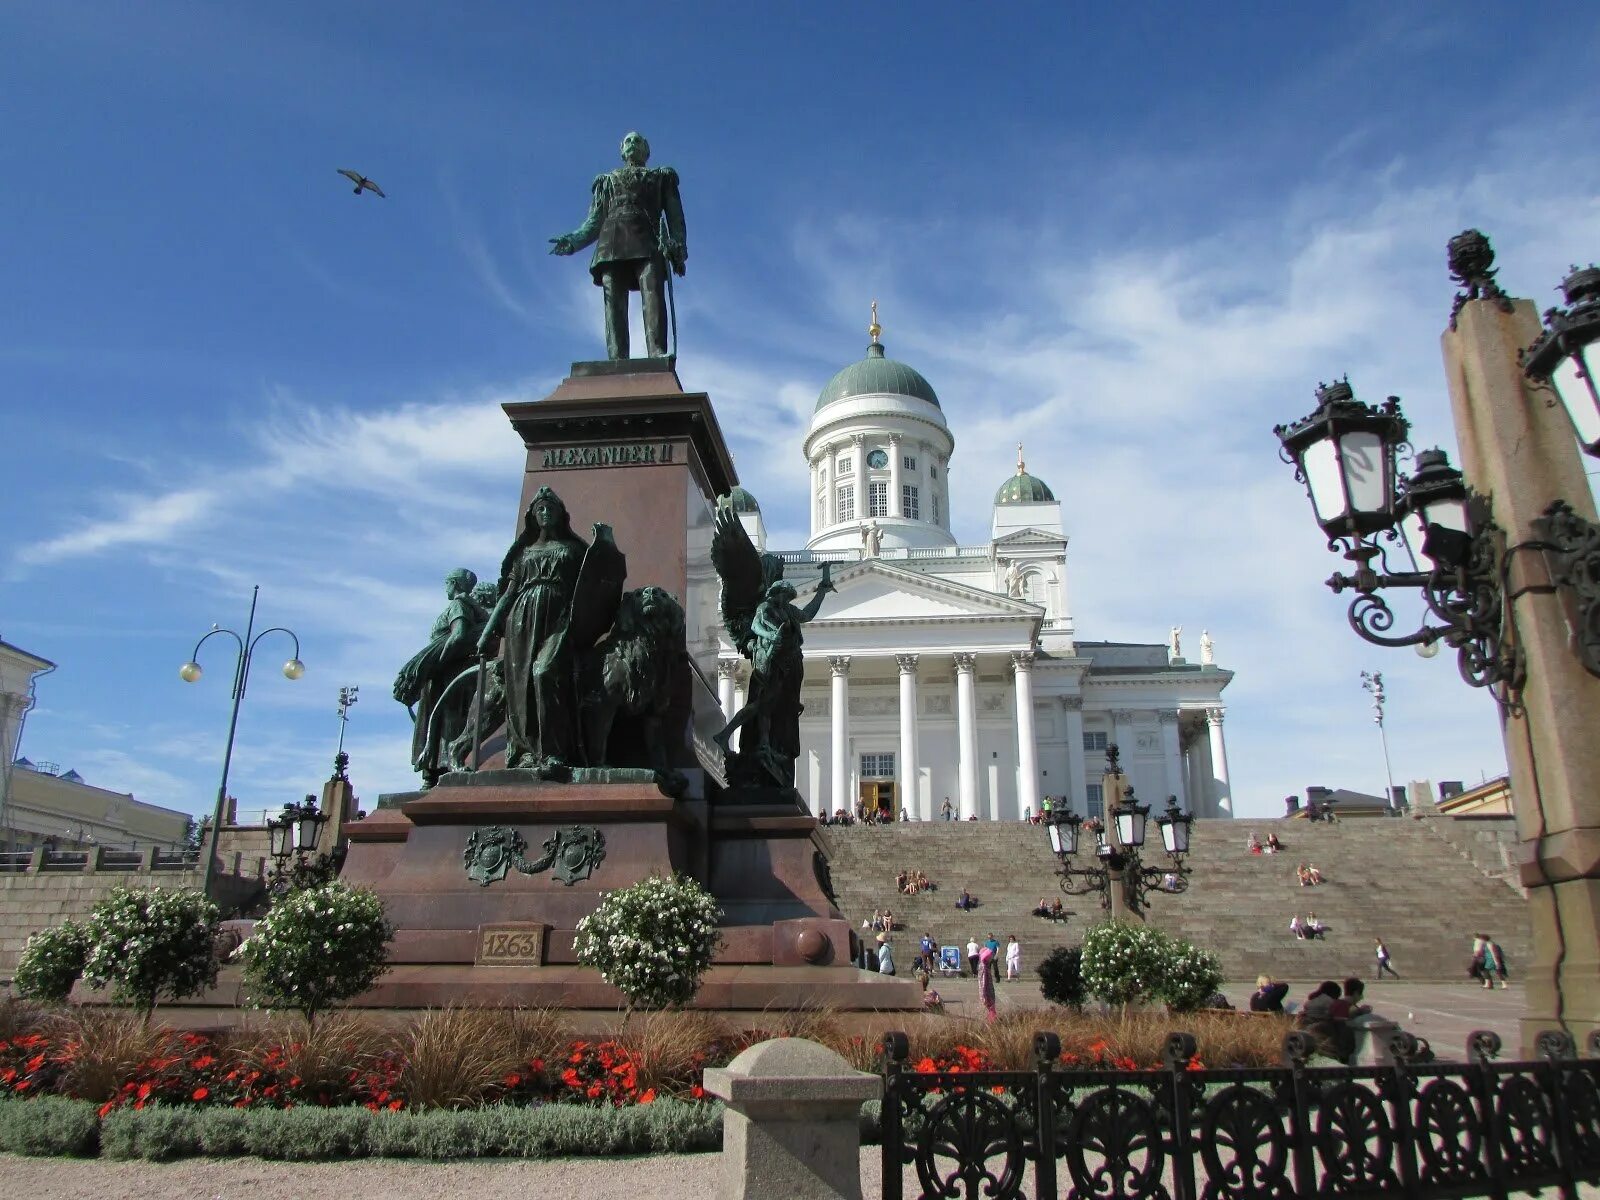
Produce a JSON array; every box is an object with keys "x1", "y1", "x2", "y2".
[
  {"x1": 180, "y1": 585, "x2": 303, "y2": 900},
  {"x1": 1276, "y1": 245, "x2": 1600, "y2": 706},
  {"x1": 265, "y1": 794, "x2": 334, "y2": 897},
  {"x1": 1045, "y1": 745, "x2": 1192, "y2": 915}
]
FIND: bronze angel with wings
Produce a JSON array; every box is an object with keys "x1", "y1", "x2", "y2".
[{"x1": 710, "y1": 497, "x2": 834, "y2": 789}]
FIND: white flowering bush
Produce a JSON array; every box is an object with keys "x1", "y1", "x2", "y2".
[
  {"x1": 1080, "y1": 920, "x2": 1176, "y2": 1008},
  {"x1": 14, "y1": 920, "x2": 91, "y2": 1003},
  {"x1": 239, "y1": 881, "x2": 393, "y2": 1026},
  {"x1": 573, "y1": 874, "x2": 723, "y2": 1011},
  {"x1": 81, "y1": 886, "x2": 220, "y2": 1020},
  {"x1": 1157, "y1": 939, "x2": 1226, "y2": 1013}
]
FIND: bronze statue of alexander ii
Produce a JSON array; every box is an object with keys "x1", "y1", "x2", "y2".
[{"x1": 550, "y1": 131, "x2": 686, "y2": 361}]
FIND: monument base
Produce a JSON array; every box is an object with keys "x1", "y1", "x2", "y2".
[{"x1": 334, "y1": 776, "x2": 920, "y2": 1011}]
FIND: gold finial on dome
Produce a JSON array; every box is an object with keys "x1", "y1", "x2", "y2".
[
  {"x1": 1017, "y1": 442, "x2": 1026, "y2": 475},
  {"x1": 868, "y1": 299, "x2": 882, "y2": 345}
]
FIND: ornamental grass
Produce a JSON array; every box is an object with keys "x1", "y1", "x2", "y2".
[{"x1": 0, "y1": 1003, "x2": 1288, "y2": 1118}]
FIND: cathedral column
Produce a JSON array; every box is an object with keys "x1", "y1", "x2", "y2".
[
  {"x1": 897, "y1": 654, "x2": 921, "y2": 820},
  {"x1": 889, "y1": 434, "x2": 903, "y2": 518},
  {"x1": 1159, "y1": 708, "x2": 1187, "y2": 812},
  {"x1": 822, "y1": 446, "x2": 836, "y2": 526},
  {"x1": 716, "y1": 660, "x2": 736, "y2": 724},
  {"x1": 1206, "y1": 707, "x2": 1232, "y2": 817},
  {"x1": 829, "y1": 656, "x2": 851, "y2": 816},
  {"x1": 1111, "y1": 709, "x2": 1135, "y2": 759},
  {"x1": 808, "y1": 458, "x2": 820, "y2": 534},
  {"x1": 1012, "y1": 652, "x2": 1040, "y2": 821},
  {"x1": 954, "y1": 653, "x2": 979, "y2": 820},
  {"x1": 1060, "y1": 696, "x2": 1088, "y2": 816},
  {"x1": 731, "y1": 674, "x2": 747, "y2": 753}
]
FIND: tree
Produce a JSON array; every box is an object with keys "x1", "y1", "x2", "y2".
[
  {"x1": 238, "y1": 881, "x2": 393, "y2": 1027},
  {"x1": 1036, "y1": 945, "x2": 1087, "y2": 1010},
  {"x1": 81, "y1": 886, "x2": 220, "y2": 1022},
  {"x1": 572, "y1": 873, "x2": 722, "y2": 1012},
  {"x1": 14, "y1": 920, "x2": 90, "y2": 1003}
]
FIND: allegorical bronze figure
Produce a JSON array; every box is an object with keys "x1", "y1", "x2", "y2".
[
  {"x1": 549, "y1": 131, "x2": 686, "y2": 360},
  {"x1": 711, "y1": 499, "x2": 834, "y2": 790},
  {"x1": 394, "y1": 568, "x2": 489, "y2": 787}
]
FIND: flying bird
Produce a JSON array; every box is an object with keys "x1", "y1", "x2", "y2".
[{"x1": 337, "y1": 169, "x2": 386, "y2": 198}]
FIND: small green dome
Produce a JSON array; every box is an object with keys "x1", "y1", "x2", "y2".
[
  {"x1": 815, "y1": 342, "x2": 941, "y2": 413},
  {"x1": 725, "y1": 485, "x2": 761, "y2": 514},
  {"x1": 995, "y1": 450, "x2": 1055, "y2": 505}
]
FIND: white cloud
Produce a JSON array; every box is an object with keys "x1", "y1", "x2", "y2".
[{"x1": 17, "y1": 488, "x2": 217, "y2": 565}]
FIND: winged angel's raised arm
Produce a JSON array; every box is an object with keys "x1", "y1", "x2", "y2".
[{"x1": 711, "y1": 499, "x2": 772, "y2": 657}]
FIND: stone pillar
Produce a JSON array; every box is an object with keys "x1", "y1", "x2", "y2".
[
  {"x1": 1444, "y1": 295, "x2": 1600, "y2": 1050},
  {"x1": 1060, "y1": 696, "x2": 1088, "y2": 816},
  {"x1": 1205, "y1": 708, "x2": 1232, "y2": 817},
  {"x1": 717, "y1": 660, "x2": 737, "y2": 724},
  {"x1": 732, "y1": 677, "x2": 748, "y2": 754},
  {"x1": 829, "y1": 656, "x2": 850, "y2": 816},
  {"x1": 954, "y1": 653, "x2": 979, "y2": 820},
  {"x1": 808, "y1": 459, "x2": 820, "y2": 536},
  {"x1": 704, "y1": 1037, "x2": 882, "y2": 1200},
  {"x1": 888, "y1": 434, "x2": 903, "y2": 518},
  {"x1": 897, "y1": 654, "x2": 921, "y2": 820},
  {"x1": 1159, "y1": 708, "x2": 1187, "y2": 812},
  {"x1": 1012, "y1": 651, "x2": 1039, "y2": 821},
  {"x1": 1111, "y1": 709, "x2": 1135, "y2": 760},
  {"x1": 1189, "y1": 725, "x2": 1215, "y2": 818}
]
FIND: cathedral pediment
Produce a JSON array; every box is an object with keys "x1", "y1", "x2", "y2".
[
  {"x1": 795, "y1": 560, "x2": 1041, "y2": 624},
  {"x1": 992, "y1": 527, "x2": 1067, "y2": 549}
]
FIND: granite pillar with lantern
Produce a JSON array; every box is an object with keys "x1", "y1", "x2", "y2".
[{"x1": 1274, "y1": 237, "x2": 1600, "y2": 1050}]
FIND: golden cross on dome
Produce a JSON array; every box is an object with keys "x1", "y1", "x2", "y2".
[
  {"x1": 1017, "y1": 442, "x2": 1026, "y2": 474},
  {"x1": 868, "y1": 300, "x2": 882, "y2": 344}
]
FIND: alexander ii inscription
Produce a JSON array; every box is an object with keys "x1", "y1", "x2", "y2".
[{"x1": 540, "y1": 441, "x2": 676, "y2": 470}]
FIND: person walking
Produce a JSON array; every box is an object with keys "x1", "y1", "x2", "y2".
[
  {"x1": 941, "y1": 797, "x2": 954, "y2": 821},
  {"x1": 1469, "y1": 935, "x2": 1488, "y2": 984},
  {"x1": 1482, "y1": 936, "x2": 1509, "y2": 988},
  {"x1": 977, "y1": 945, "x2": 998, "y2": 1023},
  {"x1": 966, "y1": 936, "x2": 980, "y2": 979},
  {"x1": 985, "y1": 933, "x2": 1002, "y2": 983},
  {"x1": 1005, "y1": 934, "x2": 1022, "y2": 981},
  {"x1": 1374, "y1": 937, "x2": 1399, "y2": 979}
]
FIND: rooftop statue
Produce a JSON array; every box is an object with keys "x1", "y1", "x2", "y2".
[
  {"x1": 550, "y1": 131, "x2": 687, "y2": 361},
  {"x1": 394, "y1": 569, "x2": 490, "y2": 788},
  {"x1": 711, "y1": 498, "x2": 834, "y2": 791}
]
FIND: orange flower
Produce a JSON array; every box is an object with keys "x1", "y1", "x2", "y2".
[
  {"x1": 192, "y1": 1086, "x2": 209, "y2": 1101},
  {"x1": 503, "y1": 1072, "x2": 522, "y2": 1087},
  {"x1": 637, "y1": 1088, "x2": 656, "y2": 1104}
]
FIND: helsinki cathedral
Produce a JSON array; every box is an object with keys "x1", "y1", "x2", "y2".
[{"x1": 715, "y1": 313, "x2": 1234, "y2": 822}]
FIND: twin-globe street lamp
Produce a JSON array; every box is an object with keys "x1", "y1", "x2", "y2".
[
  {"x1": 1044, "y1": 744, "x2": 1193, "y2": 916},
  {"x1": 1273, "y1": 236, "x2": 1600, "y2": 712},
  {"x1": 179, "y1": 585, "x2": 304, "y2": 899}
]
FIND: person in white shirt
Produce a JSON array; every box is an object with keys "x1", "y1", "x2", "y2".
[
  {"x1": 1005, "y1": 935, "x2": 1022, "y2": 981},
  {"x1": 966, "y1": 937, "x2": 980, "y2": 977}
]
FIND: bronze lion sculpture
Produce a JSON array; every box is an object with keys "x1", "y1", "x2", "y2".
[{"x1": 577, "y1": 585, "x2": 688, "y2": 795}]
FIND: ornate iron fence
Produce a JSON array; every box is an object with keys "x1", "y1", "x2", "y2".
[{"x1": 879, "y1": 1028, "x2": 1600, "y2": 1200}]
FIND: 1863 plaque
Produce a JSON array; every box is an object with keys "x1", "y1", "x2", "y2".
[{"x1": 475, "y1": 923, "x2": 546, "y2": 966}]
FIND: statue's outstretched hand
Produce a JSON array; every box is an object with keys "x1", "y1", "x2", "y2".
[
  {"x1": 662, "y1": 238, "x2": 687, "y2": 276},
  {"x1": 549, "y1": 235, "x2": 578, "y2": 256}
]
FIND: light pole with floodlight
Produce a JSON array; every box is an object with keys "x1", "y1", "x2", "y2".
[{"x1": 179, "y1": 585, "x2": 304, "y2": 900}]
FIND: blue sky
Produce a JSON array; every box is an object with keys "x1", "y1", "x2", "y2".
[{"x1": 3, "y1": 2, "x2": 1598, "y2": 823}]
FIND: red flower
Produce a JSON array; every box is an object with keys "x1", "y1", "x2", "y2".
[
  {"x1": 503, "y1": 1072, "x2": 522, "y2": 1087},
  {"x1": 387, "y1": 1099, "x2": 403, "y2": 1111},
  {"x1": 192, "y1": 1087, "x2": 210, "y2": 1101},
  {"x1": 98, "y1": 1101, "x2": 116, "y2": 1118},
  {"x1": 690, "y1": 1084, "x2": 705, "y2": 1100},
  {"x1": 192, "y1": 1054, "x2": 216, "y2": 1070},
  {"x1": 638, "y1": 1088, "x2": 656, "y2": 1104},
  {"x1": 137, "y1": 1082, "x2": 153, "y2": 1100}
]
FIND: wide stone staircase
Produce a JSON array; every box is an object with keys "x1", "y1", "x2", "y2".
[{"x1": 820, "y1": 816, "x2": 1530, "y2": 983}]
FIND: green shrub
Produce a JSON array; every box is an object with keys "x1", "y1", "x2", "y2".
[
  {"x1": 1036, "y1": 946, "x2": 1087, "y2": 1009},
  {"x1": 0, "y1": 1096, "x2": 100, "y2": 1157},
  {"x1": 1157, "y1": 940, "x2": 1226, "y2": 1013},
  {"x1": 1080, "y1": 921, "x2": 1173, "y2": 1007},
  {"x1": 95, "y1": 1098, "x2": 723, "y2": 1161},
  {"x1": 573, "y1": 873, "x2": 723, "y2": 1010},
  {"x1": 238, "y1": 881, "x2": 393, "y2": 1025},
  {"x1": 100, "y1": 1104, "x2": 202, "y2": 1161},
  {"x1": 81, "y1": 886, "x2": 219, "y2": 1019},
  {"x1": 13, "y1": 921, "x2": 91, "y2": 1003}
]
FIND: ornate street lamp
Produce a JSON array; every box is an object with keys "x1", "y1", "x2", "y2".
[
  {"x1": 1524, "y1": 264, "x2": 1600, "y2": 457},
  {"x1": 266, "y1": 804, "x2": 295, "y2": 863},
  {"x1": 180, "y1": 585, "x2": 303, "y2": 900},
  {"x1": 294, "y1": 794, "x2": 327, "y2": 855},
  {"x1": 1044, "y1": 746, "x2": 1191, "y2": 915},
  {"x1": 1274, "y1": 378, "x2": 1411, "y2": 547},
  {"x1": 265, "y1": 794, "x2": 336, "y2": 898}
]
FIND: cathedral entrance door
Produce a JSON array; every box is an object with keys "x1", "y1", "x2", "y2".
[{"x1": 859, "y1": 781, "x2": 895, "y2": 822}]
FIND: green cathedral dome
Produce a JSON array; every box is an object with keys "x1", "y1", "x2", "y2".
[
  {"x1": 724, "y1": 485, "x2": 761, "y2": 513},
  {"x1": 994, "y1": 450, "x2": 1055, "y2": 505},
  {"x1": 815, "y1": 341, "x2": 941, "y2": 413}
]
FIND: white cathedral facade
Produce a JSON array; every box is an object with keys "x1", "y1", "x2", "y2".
[{"x1": 714, "y1": 325, "x2": 1235, "y2": 822}]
